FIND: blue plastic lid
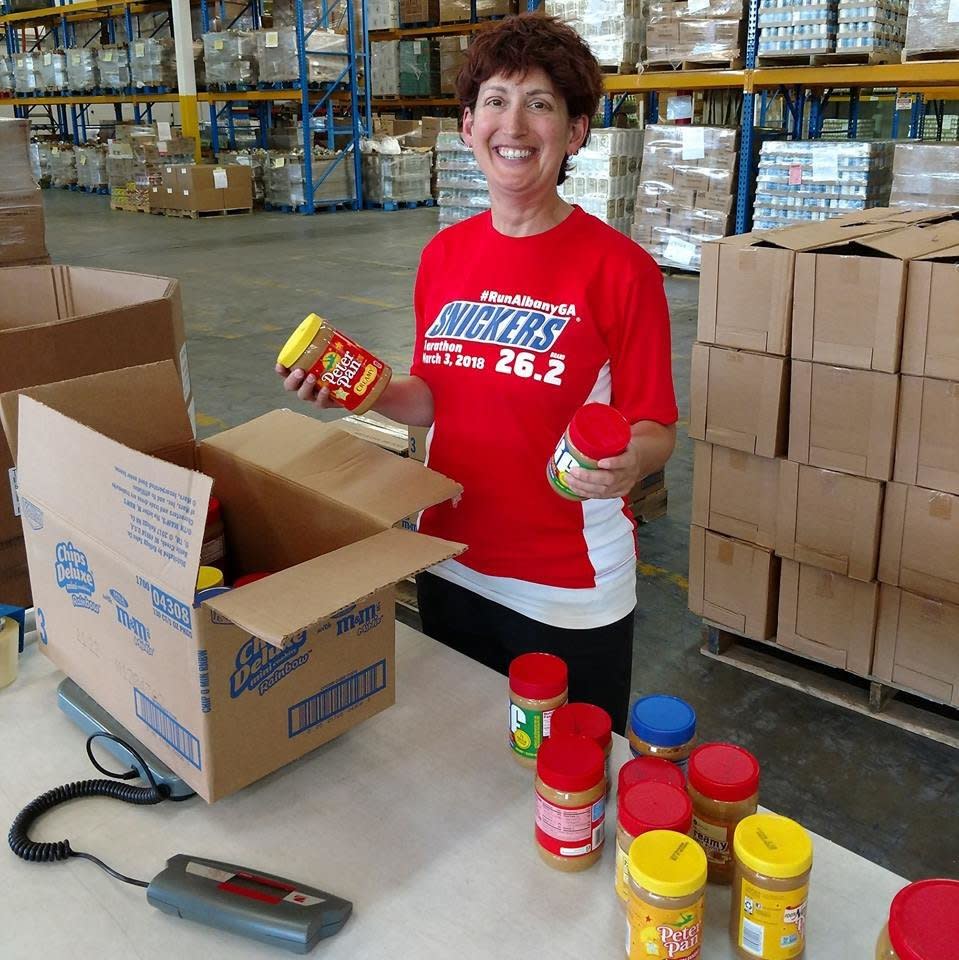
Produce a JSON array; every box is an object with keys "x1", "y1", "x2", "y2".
[{"x1": 630, "y1": 695, "x2": 697, "y2": 747}]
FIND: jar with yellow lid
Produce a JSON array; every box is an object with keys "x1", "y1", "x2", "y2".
[
  {"x1": 730, "y1": 813, "x2": 813, "y2": 960},
  {"x1": 876, "y1": 878, "x2": 959, "y2": 960},
  {"x1": 628, "y1": 694, "x2": 697, "y2": 772},
  {"x1": 626, "y1": 829, "x2": 707, "y2": 960},
  {"x1": 508, "y1": 652, "x2": 568, "y2": 768},
  {"x1": 687, "y1": 741, "x2": 760, "y2": 884},
  {"x1": 534, "y1": 733, "x2": 606, "y2": 872},
  {"x1": 277, "y1": 313, "x2": 392, "y2": 415},
  {"x1": 196, "y1": 566, "x2": 224, "y2": 590}
]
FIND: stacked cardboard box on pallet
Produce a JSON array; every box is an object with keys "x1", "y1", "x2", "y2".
[
  {"x1": 903, "y1": 0, "x2": 959, "y2": 60},
  {"x1": 690, "y1": 208, "x2": 959, "y2": 708},
  {"x1": 543, "y1": 0, "x2": 644, "y2": 69},
  {"x1": 150, "y1": 164, "x2": 253, "y2": 214},
  {"x1": 645, "y1": 0, "x2": 744, "y2": 68},
  {"x1": 0, "y1": 118, "x2": 48, "y2": 269},
  {"x1": 631, "y1": 124, "x2": 738, "y2": 272},
  {"x1": 889, "y1": 143, "x2": 959, "y2": 210},
  {"x1": 399, "y1": 39, "x2": 439, "y2": 96}
]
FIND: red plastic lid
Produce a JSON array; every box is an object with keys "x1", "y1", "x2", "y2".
[
  {"x1": 618, "y1": 756, "x2": 686, "y2": 798},
  {"x1": 536, "y1": 734, "x2": 605, "y2": 793},
  {"x1": 207, "y1": 495, "x2": 222, "y2": 525},
  {"x1": 233, "y1": 572, "x2": 271, "y2": 588},
  {"x1": 567, "y1": 403, "x2": 631, "y2": 463},
  {"x1": 509, "y1": 653, "x2": 568, "y2": 702},
  {"x1": 619, "y1": 781, "x2": 693, "y2": 838},
  {"x1": 550, "y1": 702, "x2": 612, "y2": 751},
  {"x1": 688, "y1": 742, "x2": 760, "y2": 803},
  {"x1": 888, "y1": 879, "x2": 959, "y2": 960}
]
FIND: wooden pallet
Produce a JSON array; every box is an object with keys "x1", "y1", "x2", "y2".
[
  {"x1": 701, "y1": 622, "x2": 959, "y2": 749},
  {"x1": 756, "y1": 52, "x2": 835, "y2": 66},
  {"x1": 632, "y1": 487, "x2": 668, "y2": 525},
  {"x1": 155, "y1": 206, "x2": 253, "y2": 219},
  {"x1": 643, "y1": 57, "x2": 744, "y2": 72},
  {"x1": 601, "y1": 62, "x2": 640, "y2": 75},
  {"x1": 901, "y1": 50, "x2": 959, "y2": 63},
  {"x1": 812, "y1": 49, "x2": 899, "y2": 66}
]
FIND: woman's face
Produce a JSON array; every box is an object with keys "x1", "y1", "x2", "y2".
[{"x1": 462, "y1": 67, "x2": 588, "y2": 204}]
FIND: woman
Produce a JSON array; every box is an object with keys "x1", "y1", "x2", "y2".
[{"x1": 278, "y1": 14, "x2": 677, "y2": 732}]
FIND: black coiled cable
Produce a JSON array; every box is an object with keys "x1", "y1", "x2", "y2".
[{"x1": 8, "y1": 732, "x2": 192, "y2": 888}]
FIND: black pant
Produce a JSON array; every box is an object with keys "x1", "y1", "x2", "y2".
[{"x1": 416, "y1": 572, "x2": 634, "y2": 734}]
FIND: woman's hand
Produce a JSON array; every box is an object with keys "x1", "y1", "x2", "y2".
[
  {"x1": 564, "y1": 440, "x2": 644, "y2": 501},
  {"x1": 275, "y1": 363, "x2": 336, "y2": 410}
]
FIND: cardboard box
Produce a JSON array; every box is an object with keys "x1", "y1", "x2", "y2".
[
  {"x1": 874, "y1": 585, "x2": 959, "y2": 707},
  {"x1": 0, "y1": 198, "x2": 47, "y2": 266},
  {"x1": 689, "y1": 344, "x2": 789, "y2": 458},
  {"x1": 791, "y1": 221, "x2": 959, "y2": 373},
  {"x1": 894, "y1": 376, "x2": 959, "y2": 496},
  {"x1": 901, "y1": 233, "x2": 959, "y2": 381},
  {"x1": 688, "y1": 525, "x2": 780, "y2": 640},
  {"x1": 439, "y1": 0, "x2": 469, "y2": 21},
  {"x1": 776, "y1": 460, "x2": 883, "y2": 581},
  {"x1": 336, "y1": 412, "x2": 409, "y2": 456},
  {"x1": 691, "y1": 441, "x2": 779, "y2": 548},
  {"x1": 408, "y1": 424, "x2": 430, "y2": 463},
  {"x1": 177, "y1": 165, "x2": 253, "y2": 212},
  {"x1": 0, "y1": 266, "x2": 191, "y2": 606},
  {"x1": 399, "y1": 0, "x2": 440, "y2": 26},
  {"x1": 777, "y1": 559, "x2": 878, "y2": 676},
  {"x1": 879, "y1": 482, "x2": 959, "y2": 605},
  {"x1": 789, "y1": 361, "x2": 899, "y2": 480},
  {"x1": 0, "y1": 363, "x2": 464, "y2": 802}
]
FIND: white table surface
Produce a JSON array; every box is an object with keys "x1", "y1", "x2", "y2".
[{"x1": 0, "y1": 621, "x2": 905, "y2": 959}]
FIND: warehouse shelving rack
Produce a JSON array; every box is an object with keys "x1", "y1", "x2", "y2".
[
  {"x1": 1, "y1": 0, "x2": 372, "y2": 212},
  {"x1": 603, "y1": 0, "x2": 959, "y2": 233}
]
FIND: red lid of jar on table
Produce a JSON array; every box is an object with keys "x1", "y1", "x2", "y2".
[
  {"x1": 509, "y1": 653, "x2": 568, "y2": 701},
  {"x1": 234, "y1": 572, "x2": 270, "y2": 588},
  {"x1": 688, "y1": 743, "x2": 760, "y2": 803},
  {"x1": 567, "y1": 404, "x2": 631, "y2": 463},
  {"x1": 619, "y1": 781, "x2": 693, "y2": 838},
  {"x1": 207, "y1": 495, "x2": 222, "y2": 525},
  {"x1": 550, "y1": 702, "x2": 612, "y2": 751},
  {"x1": 536, "y1": 734, "x2": 605, "y2": 794},
  {"x1": 888, "y1": 879, "x2": 959, "y2": 960},
  {"x1": 618, "y1": 756, "x2": 686, "y2": 798}
]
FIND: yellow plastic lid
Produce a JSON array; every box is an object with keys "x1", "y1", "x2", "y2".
[
  {"x1": 196, "y1": 566, "x2": 225, "y2": 591},
  {"x1": 277, "y1": 313, "x2": 324, "y2": 368},
  {"x1": 734, "y1": 814, "x2": 813, "y2": 879},
  {"x1": 627, "y1": 830, "x2": 708, "y2": 898}
]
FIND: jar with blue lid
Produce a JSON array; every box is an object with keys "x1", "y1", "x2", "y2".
[{"x1": 628, "y1": 695, "x2": 697, "y2": 774}]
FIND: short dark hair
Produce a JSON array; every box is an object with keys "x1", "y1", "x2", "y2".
[{"x1": 456, "y1": 14, "x2": 605, "y2": 185}]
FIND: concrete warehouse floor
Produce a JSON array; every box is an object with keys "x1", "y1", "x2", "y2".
[{"x1": 41, "y1": 190, "x2": 959, "y2": 882}]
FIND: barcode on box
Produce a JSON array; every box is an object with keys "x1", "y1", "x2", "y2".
[
  {"x1": 288, "y1": 660, "x2": 388, "y2": 737},
  {"x1": 741, "y1": 917, "x2": 764, "y2": 956},
  {"x1": 134, "y1": 687, "x2": 202, "y2": 769}
]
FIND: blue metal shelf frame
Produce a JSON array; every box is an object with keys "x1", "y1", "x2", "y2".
[{"x1": 733, "y1": 0, "x2": 759, "y2": 233}]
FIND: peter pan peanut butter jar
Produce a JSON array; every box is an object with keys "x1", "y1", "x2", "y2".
[{"x1": 277, "y1": 313, "x2": 392, "y2": 415}]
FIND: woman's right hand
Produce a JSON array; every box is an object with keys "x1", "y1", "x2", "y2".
[{"x1": 275, "y1": 363, "x2": 336, "y2": 410}]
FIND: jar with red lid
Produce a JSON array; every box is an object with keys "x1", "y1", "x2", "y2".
[
  {"x1": 615, "y1": 780, "x2": 693, "y2": 904},
  {"x1": 687, "y1": 742, "x2": 760, "y2": 883},
  {"x1": 201, "y1": 495, "x2": 226, "y2": 570},
  {"x1": 547, "y1": 403, "x2": 631, "y2": 501},
  {"x1": 509, "y1": 653, "x2": 568, "y2": 768},
  {"x1": 618, "y1": 756, "x2": 686, "y2": 800},
  {"x1": 233, "y1": 572, "x2": 271, "y2": 588},
  {"x1": 534, "y1": 733, "x2": 606, "y2": 871},
  {"x1": 550, "y1": 702, "x2": 612, "y2": 786},
  {"x1": 876, "y1": 879, "x2": 959, "y2": 960}
]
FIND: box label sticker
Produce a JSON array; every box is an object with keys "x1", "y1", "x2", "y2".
[
  {"x1": 103, "y1": 51, "x2": 113, "y2": 62},
  {"x1": 688, "y1": 0, "x2": 710, "y2": 11},
  {"x1": 265, "y1": 30, "x2": 279, "y2": 47},
  {"x1": 55, "y1": 540, "x2": 100, "y2": 613},
  {"x1": 134, "y1": 687, "x2": 202, "y2": 769},
  {"x1": 230, "y1": 631, "x2": 310, "y2": 698},
  {"x1": 213, "y1": 166, "x2": 228, "y2": 189},
  {"x1": 681, "y1": 126, "x2": 706, "y2": 161},
  {"x1": 664, "y1": 236, "x2": 697, "y2": 266},
  {"x1": 788, "y1": 163, "x2": 803, "y2": 185},
  {"x1": 8, "y1": 467, "x2": 19, "y2": 518},
  {"x1": 134, "y1": 42, "x2": 145, "y2": 57},
  {"x1": 949, "y1": 0, "x2": 959, "y2": 22},
  {"x1": 288, "y1": 659, "x2": 388, "y2": 737},
  {"x1": 895, "y1": 95, "x2": 912, "y2": 111},
  {"x1": 811, "y1": 148, "x2": 839, "y2": 183},
  {"x1": 666, "y1": 95, "x2": 693, "y2": 121}
]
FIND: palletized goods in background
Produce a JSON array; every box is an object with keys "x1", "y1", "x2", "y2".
[
  {"x1": 561, "y1": 128, "x2": 643, "y2": 237},
  {"x1": 631, "y1": 124, "x2": 738, "y2": 272},
  {"x1": 753, "y1": 139, "x2": 894, "y2": 231}
]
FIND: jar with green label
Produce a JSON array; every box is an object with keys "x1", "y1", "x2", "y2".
[{"x1": 508, "y1": 653, "x2": 568, "y2": 768}]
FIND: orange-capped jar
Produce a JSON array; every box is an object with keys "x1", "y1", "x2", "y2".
[{"x1": 278, "y1": 313, "x2": 392, "y2": 415}]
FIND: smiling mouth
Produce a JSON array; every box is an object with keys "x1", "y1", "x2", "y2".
[{"x1": 493, "y1": 146, "x2": 534, "y2": 160}]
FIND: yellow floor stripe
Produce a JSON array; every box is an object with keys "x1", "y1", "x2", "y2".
[
  {"x1": 637, "y1": 562, "x2": 689, "y2": 592},
  {"x1": 195, "y1": 412, "x2": 230, "y2": 430},
  {"x1": 337, "y1": 294, "x2": 398, "y2": 309}
]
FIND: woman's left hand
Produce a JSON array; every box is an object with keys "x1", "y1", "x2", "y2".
[{"x1": 564, "y1": 439, "x2": 644, "y2": 501}]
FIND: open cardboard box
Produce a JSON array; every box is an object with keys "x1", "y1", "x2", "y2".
[{"x1": 0, "y1": 362, "x2": 464, "y2": 802}]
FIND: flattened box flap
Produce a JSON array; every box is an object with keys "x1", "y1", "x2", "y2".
[
  {"x1": 0, "y1": 361, "x2": 192, "y2": 462},
  {"x1": 15, "y1": 395, "x2": 211, "y2": 601},
  {"x1": 201, "y1": 409, "x2": 462, "y2": 527},
  {"x1": 205, "y1": 527, "x2": 465, "y2": 646}
]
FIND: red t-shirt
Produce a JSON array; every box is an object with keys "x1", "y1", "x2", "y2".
[{"x1": 411, "y1": 206, "x2": 677, "y2": 592}]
